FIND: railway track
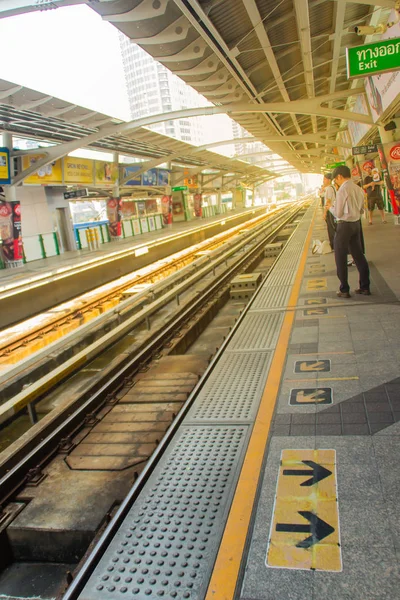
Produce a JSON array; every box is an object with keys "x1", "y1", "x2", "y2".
[
  {"x1": 0, "y1": 210, "x2": 274, "y2": 364},
  {"x1": 0, "y1": 201, "x2": 309, "y2": 599}
]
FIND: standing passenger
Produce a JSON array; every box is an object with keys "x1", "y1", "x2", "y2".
[
  {"x1": 322, "y1": 173, "x2": 336, "y2": 251},
  {"x1": 331, "y1": 166, "x2": 370, "y2": 298},
  {"x1": 363, "y1": 165, "x2": 386, "y2": 224}
]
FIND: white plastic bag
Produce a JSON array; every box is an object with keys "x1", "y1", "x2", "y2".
[{"x1": 312, "y1": 239, "x2": 332, "y2": 255}]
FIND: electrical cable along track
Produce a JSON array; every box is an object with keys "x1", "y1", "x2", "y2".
[{"x1": 0, "y1": 201, "x2": 309, "y2": 600}]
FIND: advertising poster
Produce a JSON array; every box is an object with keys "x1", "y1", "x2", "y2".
[
  {"x1": 0, "y1": 148, "x2": 11, "y2": 184},
  {"x1": 123, "y1": 165, "x2": 142, "y2": 186},
  {"x1": 106, "y1": 197, "x2": 122, "y2": 238},
  {"x1": 161, "y1": 195, "x2": 172, "y2": 225},
  {"x1": 120, "y1": 200, "x2": 137, "y2": 219},
  {"x1": 142, "y1": 169, "x2": 158, "y2": 187},
  {"x1": 140, "y1": 218, "x2": 149, "y2": 233},
  {"x1": 12, "y1": 202, "x2": 23, "y2": 261},
  {"x1": 22, "y1": 154, "x2": 63, "y2": 184},
  {"x1": 137, "y1": 201, "x2": 146, "y2": 217},
  {"x1": 0, "y1": 201, "x2": 23, "y2": 264},
  {"x1": 95, "y1": 161, "x2": 118, "y2": 186},
  {"x1": 158, "y1": 169, "x2": 170, "y2": 186},
  {"x1": 194, "y1": 193, "x2": 202, "y2": 217},
  {"x1": 351, "y1": 164, "x2": 362, "y2": 185},
  {"x1": 148, "y1": 216, "x2": 156, "y2": 232},
  {"x1": 365, "y1": 17, "x2": 400, "y2": 122},
  {"x1": 132, "y1": 220, "x2": 141, "y2": 236},
  {"x1": 64, "y1": 157, "x2": 94, "y2": 185},
  {"x1": 382, "y1": 142, "x2": 400, "y2": 214}
]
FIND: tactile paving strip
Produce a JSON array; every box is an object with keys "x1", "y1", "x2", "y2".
[
  {"x1": 227, "y1": 312, "x2": 283, "y2": 351},
  {"x1": 251, "y1": 285, "x2": 291, "y2": 310},
  {"x1": 79, "y1": 426, "x2": 249, "y2": 600},
  {"x1": 187, "y1": 351, "x2": 273, "y2": 422}
]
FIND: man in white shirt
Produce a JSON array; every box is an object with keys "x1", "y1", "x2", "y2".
[
  {"x1": 322, "y1": 173, "x2": 336, "y2": 250},
  {"x1": 331, "y1": 165, "x2": 370, "y2": 298}
]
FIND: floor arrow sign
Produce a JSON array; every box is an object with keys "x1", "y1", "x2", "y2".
[{"x1": 276, "y1": 511, "x2": 335, "y2": 548}]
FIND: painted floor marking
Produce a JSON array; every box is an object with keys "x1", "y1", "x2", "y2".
[
  {"x1": 304, "y1": 298, "x2": 327, "y2": 305},
  {"x1": 303, "y1": 307, "x2": 328, "y2": 316},
  {"x1": 267, "y1": 449, "x2": 341, "y2": 572},
  {"x1": 289, "y1": 388, "x2": 332, "y2": 405},
  {"x1": 307, "y1": 278, "x2": 327, "y2": 291},
  {"x1": 294, "y1": 359, "x2": 330, "y2": 373}
]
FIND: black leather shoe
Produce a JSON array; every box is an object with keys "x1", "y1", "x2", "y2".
[
  {"x1": 337, "y1": 291, "x2": 351, "y2": 298},
  {"x1": 355, "y1": 289, "x2": 371, "y2": 295}
]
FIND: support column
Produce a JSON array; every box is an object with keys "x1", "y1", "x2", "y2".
[
  {"x1": 106, "y1": 151, "x2": 122, "y2": 239},
  {"x1": 112, "y1": 151, "x2": 120, "y2": 198},
  {"x1": 217, "y1": 189, "x2": 222, "y2": 215}
]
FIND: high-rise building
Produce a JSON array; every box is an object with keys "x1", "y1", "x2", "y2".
[{"x1": 119, "y1": 36, "x2": 206, "y2": 145}]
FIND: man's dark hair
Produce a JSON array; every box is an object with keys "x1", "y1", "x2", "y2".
[
  {"x1": 323, "y1": 172, "x2": 332, "y2": 180},
  {"x1": 332, "y1": 165, "x2": 351, "y2": 179}
]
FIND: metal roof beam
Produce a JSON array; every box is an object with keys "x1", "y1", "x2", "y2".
[
  {"x1": 11, "y1": 96, "x2": 364, "y2": 185},
  {"x1": 241, "y1": 0, "x2": 303, "y2": 138},
  {"x1": 294, "y1": 0, "x2": 317, "y2": 133}
]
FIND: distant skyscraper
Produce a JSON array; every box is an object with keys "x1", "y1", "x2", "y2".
[{"x1": 119, "y1": 36, "x2": 206, "y2": 145}]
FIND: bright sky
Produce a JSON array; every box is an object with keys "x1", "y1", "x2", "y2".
[
  {"x1": 0, "y1": 4, "x2": 303, "y2": 174},
  {"x1": 0, "y1": 5, "x2": 131, "y2": 119},
  {"x1": 0, "y1": 4, "x2": 235, "y2": 149}
]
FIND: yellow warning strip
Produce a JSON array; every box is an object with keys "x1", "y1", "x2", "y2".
[{"x1": 205, "y1": 206, "x2": 317, "y2": 600}]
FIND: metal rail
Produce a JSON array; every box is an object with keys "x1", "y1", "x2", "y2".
[{"x1": 0, "y1": 202, "x2": 305, "y2": 528}]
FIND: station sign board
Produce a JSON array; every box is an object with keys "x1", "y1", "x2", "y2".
[
  {"x1": 0, "y1": 148, "x2": 11, "y2": 184},
  {"x1": 352, "y1": 144, "x2": 378, "y2": 155},
  {"x1": 325, "y1": 161, "x2": 345, "y2": 170},
  {"x1": 346, "y1": 37, "x2": 400, "y2": 79},
  {"x1": 64, "y1": 188, "x2": 89, "y2": 200}
]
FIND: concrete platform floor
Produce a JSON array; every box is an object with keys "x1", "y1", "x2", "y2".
[{"x1": 239, "y1": 210, "x2": 400, "y2": 600}]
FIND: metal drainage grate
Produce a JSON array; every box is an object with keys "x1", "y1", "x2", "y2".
[
  {"x1": 79, "y1": 426, "x2": 249, "y2": 600},
  {"x1": 228, "y1": 312, "x2": 283, "y2": 351},
  {"x1": 187, "y1": 351, "x2": 273, "y2": 422}
]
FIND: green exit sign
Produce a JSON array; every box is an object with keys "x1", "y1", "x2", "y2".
[
  {"x1": 172, "y1": 185, "x2": 187, "y2": 191},
  {"x1": 326, "y1": 161, "x2": 346, "y2": 169},
  {"x1": 346, "y1": 37, "x2": 400, "y2": 79}
]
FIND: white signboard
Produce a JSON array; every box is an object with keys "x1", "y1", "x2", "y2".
[{"x1": 365, "y1": 15, "x2": 400, "y2": 122}]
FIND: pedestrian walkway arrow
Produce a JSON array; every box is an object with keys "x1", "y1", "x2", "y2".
[
  {"x1": 276, "y1": 510, "x2": 335, "y2": 548},
  {"x1": 283, "y1": 460, "x2": 332, "y2": 486}
]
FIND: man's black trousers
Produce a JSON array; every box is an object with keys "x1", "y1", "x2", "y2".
[{"x1": 334, "y1": 221, "x2": 370, "y2": 293}]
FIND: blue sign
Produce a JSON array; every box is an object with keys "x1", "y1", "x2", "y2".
[
  {"x1": 142, "y1": 168, "x2": 158, "y2": 187},
  {"x1": 158, "y1": 169, "x2": 170, "y2": 186},
  {"x1": 0, "y1": 147, "x2": 11, "y2": 184},
  {"x1": 123, "y1": 165, "x2": 142, "y2": 186}
]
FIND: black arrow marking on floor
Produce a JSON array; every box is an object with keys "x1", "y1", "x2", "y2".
[
  {"x1": 283, "y1": 460, "x2": 332, "y2": 486},
  {"x1": 276, "y1": 511, "x2": 335, "y2": 548}
]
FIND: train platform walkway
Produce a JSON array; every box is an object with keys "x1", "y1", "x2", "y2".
[
  {"x1": 0, "y1": 208, "x2": 260, "y2": 291},
  {"x1": 67, "y1": 201, "x2": 400, "y2": 600}
]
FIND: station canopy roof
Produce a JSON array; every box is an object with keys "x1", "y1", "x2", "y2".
[
  {"x1": 0, "y1": 78, "x2": 274, "y2": 185},
  {"x1": 90, "y1": 0, "x2": 394, "y2": 172}
]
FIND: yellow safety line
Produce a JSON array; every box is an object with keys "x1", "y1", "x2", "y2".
[{"x1": 205, "y1": 206, "x2": 317, "y2": 600}]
